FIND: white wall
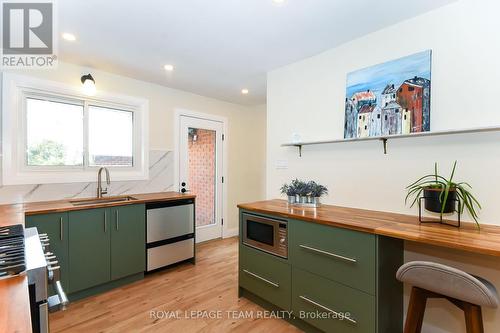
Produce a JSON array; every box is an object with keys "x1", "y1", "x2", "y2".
[
  {"x1": 267, "y1": 0, "x2": 500, "y2": 331},
  {"x1": 0, "y1": 62, "x2": 267, "y2": 234}
]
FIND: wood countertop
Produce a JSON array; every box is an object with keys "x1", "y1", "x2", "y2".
[
  {"x1": 0, "y1": 191, "x2": 195, "y2": 333},
  {"x1": 238, "y1": 199, "x2": 500, "y2": 257}
]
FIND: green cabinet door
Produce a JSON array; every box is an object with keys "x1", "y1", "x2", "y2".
[
  {"x1": 25, "y1": 212, "x2": 69, "y2": 295},
  {"x1": 110, "y1": 204, "x2": 145, "y2": 280},
  {"x1": 68, "y1": 208, "x2": 111, "y2": 293}
]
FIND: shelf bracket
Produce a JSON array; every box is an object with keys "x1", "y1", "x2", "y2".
[
  {"x1": 381, "y1": 138, "x2": 388, "y2": 154},
  {"x1": 295, "y1": 144, "x2": 302, "y2": 157}
]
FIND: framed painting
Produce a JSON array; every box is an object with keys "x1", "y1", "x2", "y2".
[{"x1": 344, "y1": 50, "x2": 431, "y2": 139}]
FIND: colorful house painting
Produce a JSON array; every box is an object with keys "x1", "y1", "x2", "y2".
[{"x1": 344, "y1": 50, "x2": 431, "y2": 138}]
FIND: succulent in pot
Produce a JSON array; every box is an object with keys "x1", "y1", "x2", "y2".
[{"x1": 405, "y1": 161, "x2": 481, "y2": 229}]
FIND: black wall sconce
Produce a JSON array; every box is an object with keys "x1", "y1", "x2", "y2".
[{"x1": 81, "y1": 73, "x2": 96, "y2": 95}]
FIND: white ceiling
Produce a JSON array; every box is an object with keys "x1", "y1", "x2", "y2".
[{"x1": 58, "y1": 0, "x2": 456, "y2": 105}]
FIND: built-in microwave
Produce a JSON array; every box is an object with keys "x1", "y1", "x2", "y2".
[{"x1": 242, "y1": 213, "x2": 288, "y2": 258}]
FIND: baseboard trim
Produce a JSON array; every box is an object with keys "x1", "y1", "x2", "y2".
[{"x1": 223, "y1": 227, "x2": 239, "y2": 238}]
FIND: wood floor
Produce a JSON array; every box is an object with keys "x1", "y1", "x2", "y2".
[{"x1": 50, "y1": 237, "x2": 302, "y2": 333}]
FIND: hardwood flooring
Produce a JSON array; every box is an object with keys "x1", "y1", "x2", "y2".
[{"x1": 50, "y1": 237, "x2": 302, "y2": 333}]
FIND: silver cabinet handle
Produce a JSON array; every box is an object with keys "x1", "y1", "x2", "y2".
[
  {"x1": 299, "y1": 295, "x2": 357, "y2": 324},
  {"x1": 243, "y1": 269, "x2": 279, "y2": 288},
  {"x1": 59, "y1": 217, "x2": 63, "y2": 241},
  {"x1": 299, "y1": 244, "x2": 357, "y2": 263},
  {"x1": 104, "y1": 211, "x2": 107, "y2": 233},
  {"x1": 116, "y1": 210, "x2": 119, "y2": 231}
]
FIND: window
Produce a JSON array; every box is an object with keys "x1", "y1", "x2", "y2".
[
  {"x1": 2, "y1": 74, "x2": 149, "y2": 185},
  {"x1": 385, "y1": 115, "x2": 388, "y2": 121},
  {"x1": 88, "y1": 106, "x2": 133, "y2": 167},
  {"x1": 408, "y1": 86, "x2": 415, "y2": 92},
  {"x1": 377, "y1": 114, "x2": 381, "y2": 119},
  {"x1": 26, "y1": 98, "x2": 84, "y2": 166}
]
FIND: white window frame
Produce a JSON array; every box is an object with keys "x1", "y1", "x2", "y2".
[{"x1": 2, "y1": 73, "x2": 149, "y2": 185}]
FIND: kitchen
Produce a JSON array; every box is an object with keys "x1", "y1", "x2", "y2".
[{"x1": 2, "y1": 1, "x2": 500, "y2": 333}]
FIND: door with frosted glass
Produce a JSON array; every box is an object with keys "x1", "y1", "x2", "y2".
[{"x1": 179, "y1": 116, "x2": 223, "y2": 242}]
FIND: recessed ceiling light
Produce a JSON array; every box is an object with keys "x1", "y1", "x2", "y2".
[
  {"x1": 164, "y1": 64, "x2": 174, "y2": 71},
  {"x1": 272, "y1": 0, "x2": 286, "y2": 5},
  {"x1": 241, "y1": 89, "x2": 249, "y2": 95},
  {"x1": 62, "y1": 32, "x2": 76, "y2": 41}
]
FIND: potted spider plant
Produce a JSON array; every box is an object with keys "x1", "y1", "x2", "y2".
[{"x1": 405, "y1": 161, "x2": 481, "y2": 229}]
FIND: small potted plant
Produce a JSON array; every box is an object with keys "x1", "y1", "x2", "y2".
[
  {"x1": 280, "y1": 183, "x2": 297, "y2": 204},
  {"x1": 308, "y1": 181, "x2": 328, "y2": 205},
  {"x1": 405, "y1": 161, "x2": 481, "y2": 229},
  {"x1": 295, "y1": 180, "x2": 311, "y2": 204},
  {"x1": 280, "y1": 179, "x2": 328, "y2": 207}
]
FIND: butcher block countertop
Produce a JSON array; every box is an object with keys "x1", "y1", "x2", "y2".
[
  {"x1": 0, "y1": 191, "x2": 195, "y2": 333},
  {"x1": 238, "y1": 199, "x2": 500, "y2": 257}
]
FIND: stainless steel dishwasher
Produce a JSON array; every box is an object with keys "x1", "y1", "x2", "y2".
[{"x1": 146, "y1": 199, "x2": 195, "y2": 271}]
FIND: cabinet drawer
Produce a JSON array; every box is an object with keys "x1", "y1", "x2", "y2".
[
  {"x1": 147, "y1": 203, "x2": 194, "y2": 243},
  {"x1": 292, "y1": 268, "x2": 375, "y2": 333},
  {"x1": 239, "y1": 245, "x2": 291, "y2": 310},
  {"x1": 147, "y1": 238, "x2": 194, "y2": 271},
  {"x1": 290, "y1": 219, "x2": 376, "y2": 294}
]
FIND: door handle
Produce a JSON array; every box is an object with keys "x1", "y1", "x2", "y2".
[
  {"x1": 116, "y1": 210, "x2": 119, "y2": 231},
  {"x1": 59, "y1": 217, "x2": 63, "y2": 241},
  {"x1": 104, "y1": 211, "x2": 107, "y2": 233},
  {"x1": 299, "y1": 244, "x2": 357, "y2": 263},
  {"x1": 299, "y1": 295, "x2": 357, "y2": 324},
  {"x1": 243, "y1": 269, "x2": 279, "y2": 288}
]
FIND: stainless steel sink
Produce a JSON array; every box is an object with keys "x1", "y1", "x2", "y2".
[{"x1": 69, "y1": 196, "x2": 138, "y2": 206}]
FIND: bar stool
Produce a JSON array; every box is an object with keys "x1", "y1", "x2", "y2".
[{"x1": 396, "y1": 261, "x2": 499, "y2": 333}]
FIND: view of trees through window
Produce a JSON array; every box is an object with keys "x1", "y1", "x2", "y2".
[{"x1": 25, "y1": 97, "x2": 134, "y2": 168}]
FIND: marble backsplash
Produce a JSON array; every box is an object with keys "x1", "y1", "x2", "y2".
[{"x1": 0, "y1": 150, "x2": 175, "y2": 205}]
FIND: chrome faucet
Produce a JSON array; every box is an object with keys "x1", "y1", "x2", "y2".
[{"x1": 97, "y1": 167, "x2": 110, "y2": 198}]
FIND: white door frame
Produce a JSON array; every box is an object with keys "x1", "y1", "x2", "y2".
[{"x1": 173, "y1": 108, "x2": 229, "y2": 240}]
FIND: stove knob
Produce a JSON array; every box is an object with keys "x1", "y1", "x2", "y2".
[{"x1": 47, "y1": 260, "x2": 59, "y2": 267}]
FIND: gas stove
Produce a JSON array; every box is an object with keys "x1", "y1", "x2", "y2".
[
  {"x1": 1, "y1": 224, "x2": 68, "y2": 333},
  {"x1": 0, "y1": 224, "x2": 26, "y2": 278}
]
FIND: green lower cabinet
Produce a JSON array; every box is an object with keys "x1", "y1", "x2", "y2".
[
  {"x1": 239, "y1": 245, "x2": 291, "y2": 311},
  {"x1": 68, "y1": 207, "x2": 111, "y2": 293},
  {"x1": 25, "y1": 212, "x2": 69, "y2": 296},
  {"x1": 67, "y1": 204, "x2": 146, "y2": 294},
  {"x1": 110, "y1": 204, "x2": 145, "y2": 280},
  {"x1": 292, "y1": 267, "x2": 375, "y2": 333},
  {"x1": 290, "y1": 219, "x2": 376, "y2": 295},
  {"x1": 238, "y1": 209, "x2": 404, "y2": 333}
]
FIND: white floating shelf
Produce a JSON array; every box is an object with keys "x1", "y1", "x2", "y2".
[{"x1": 281, "y1": 125, "x2": 500, "y2": 156}]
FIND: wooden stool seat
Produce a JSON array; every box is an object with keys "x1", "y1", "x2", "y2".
[{"x1": 396, "y1": 261, "x2": 499, "y2": 333}]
